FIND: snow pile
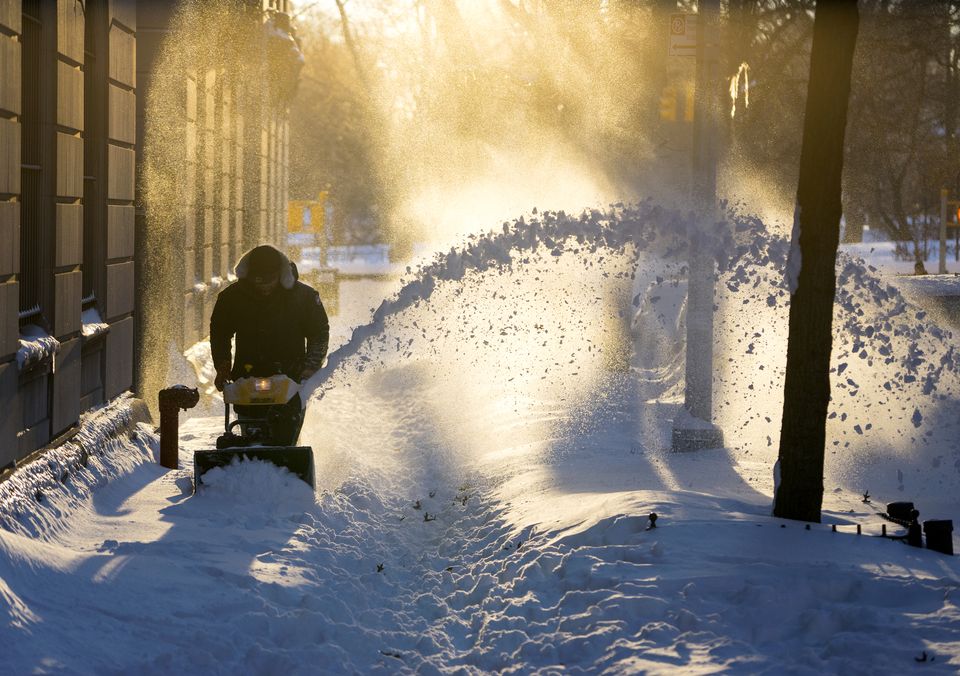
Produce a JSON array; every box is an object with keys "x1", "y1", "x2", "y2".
[
  {"x1": 0, "y1": 395, "x2": 155, "y2": 539},
  {"x1": 198, "y1": 459, "x2": 316, "y2": 510},
  {"x1": 183, "y1": 338, "x2": 220, "y2": 399},
  {"x1": 839, "y1": 240, "x2": 959, "y2": 276},
  {"x1": 326, "y1": 244, "x2": 400, "y2": 277},
  {"x1": 891, "y1": 273, "x2": 960, "y2": 299},
  {"x1": 16, "y1": 324, "x2": 60, "y2": 371}
]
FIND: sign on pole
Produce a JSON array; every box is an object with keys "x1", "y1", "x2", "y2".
[{"x1": 669, "y1": 13, "x2": 697, "y2": 58}]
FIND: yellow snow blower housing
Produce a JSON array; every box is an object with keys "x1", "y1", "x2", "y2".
[
  {"x1": 223, "y1": 375, "x2": 299, "y2": 406},
  {"x1": 194, "y1": 374, "x2": 315, "y2": 490}
]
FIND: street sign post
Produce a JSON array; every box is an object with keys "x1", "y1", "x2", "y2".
[
  {"x1": 940, "y1": 188, "x2": 960, "y2": 273},
  {"x1": 672, "y1": 3, "x2": 724, "y2": 453},
  {"x1": 669, "y1": 14, "x2": 697, "y2": 57}
]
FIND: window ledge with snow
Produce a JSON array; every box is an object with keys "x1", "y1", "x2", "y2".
[
  {"x1": 17, "y1": 325, "x2": 61, "y2": 372},
  {"x1": 81, "y1": 307, "x2": 110, "y2": 342}
]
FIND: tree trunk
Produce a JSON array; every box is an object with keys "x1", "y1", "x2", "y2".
[
  {"x1": 333, "y1": 0, "x2": 370, "y2": 94},
  {"x1": 914, "y1": 243, "x2": 929, "y2": 275},
  {"x1": 944, "y1": 2, "x2": 959, "y2": 167},
  {"x1": 774, "y1": 0, "x2": 859, "y2": 523}
]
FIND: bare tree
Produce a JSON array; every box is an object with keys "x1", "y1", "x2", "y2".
[
  {"x1": 774, "y1": 0, "x2": 859, "y2": 523},
  {"x1": 288, "y1": 10, "x2": 389, "y2": 244},
  {"x1": 840, "y1": 1, "x2": 960, "y2": 267}
]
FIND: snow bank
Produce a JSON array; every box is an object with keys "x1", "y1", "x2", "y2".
[
  {"x1": 890, "y1": 273, "x2": 960, "y2": 299},
  {"x1": 0, "y1": 395, "x2": 155, "y2": 539}
]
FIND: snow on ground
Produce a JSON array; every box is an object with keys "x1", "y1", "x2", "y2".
[
  {"x1": 1, "y1": 206, "x2": 959, "y2": 674},
  {"x1": 839, "y1": 233, "x2": 959, "y2": 277}
]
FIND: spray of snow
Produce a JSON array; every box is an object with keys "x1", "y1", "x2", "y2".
[
  {"x1": 301, "y1": 202, "x2": 960, "y2": 510},
  {"x1": 303, "y1": 202, "x2": 719, "y2": 401}
]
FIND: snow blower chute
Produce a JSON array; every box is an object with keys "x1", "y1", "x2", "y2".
[{"x1": 194, "y1": 374, "x2": 315, "y2": 489}]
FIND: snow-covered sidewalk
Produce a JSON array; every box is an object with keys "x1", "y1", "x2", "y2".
[{"x1": 0, "y1": 375, "x2": 957, "y2": 674}]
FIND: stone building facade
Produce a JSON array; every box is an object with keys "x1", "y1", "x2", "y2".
[{"x1": 0, "y1": 0, "x2": 297, "y2": 469}]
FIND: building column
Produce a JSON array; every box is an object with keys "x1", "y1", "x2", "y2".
[
  {"x1": 0, "y1": 0, "x2": 22, "y2": 467},
  {"x1": 103, "y1": 1, "x2": 136, "y2": 400}
]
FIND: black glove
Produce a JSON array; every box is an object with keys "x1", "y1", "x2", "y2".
[{"x1": 214, "y1": 362, "x2": 231, "y2": 391}]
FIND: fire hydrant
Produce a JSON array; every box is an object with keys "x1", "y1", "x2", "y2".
[{"x1": 158, "y1": 385, "x2": 200, "y2": 469}]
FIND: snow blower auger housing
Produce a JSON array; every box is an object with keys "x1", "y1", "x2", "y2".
[{"x1": 194, "y1": 374, "x2": 315, "y2": 490}]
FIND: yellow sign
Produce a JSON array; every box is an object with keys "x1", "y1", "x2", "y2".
[
  {"x1": 660, "y1": 86, "x2": 677, "y2": 122},
  {"x1": 660, "y1": 84, "x2": 694, "y2": 123},
  {"x1": 288, "y1": 202, "x2": 305, "y2": 232},
  {"x1": 288, "y1": 197, "x2": 326, "y2": 234}
]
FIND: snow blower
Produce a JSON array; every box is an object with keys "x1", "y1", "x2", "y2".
[{"x1": 193, "y1": 374, "x2": 315, "y2": 490}]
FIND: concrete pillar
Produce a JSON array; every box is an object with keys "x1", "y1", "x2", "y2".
[{"x1": 673, "y1": 0, "x2": 724, "y2": 452}]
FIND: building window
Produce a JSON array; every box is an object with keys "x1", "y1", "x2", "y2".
[
  {"x1": 19, "y1": 0, "x2": 42, "y2": 321},
  {"x1": 83, "y1": 0, "x2": 107, "y2": 301}
]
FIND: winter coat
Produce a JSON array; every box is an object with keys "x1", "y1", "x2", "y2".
[{"x1": 210, "y1": 246, "x2": 329, "y2": 381}]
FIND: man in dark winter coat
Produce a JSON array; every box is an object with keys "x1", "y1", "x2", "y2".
[{"x1": 210, "y1": 244, "x2": 329, "y2": 445}]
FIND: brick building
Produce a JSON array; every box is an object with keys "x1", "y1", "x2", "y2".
[{"x1": 0, "y1": 0, "x2": 298, "y2": 469}]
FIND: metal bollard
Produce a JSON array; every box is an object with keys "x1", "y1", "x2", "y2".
[{"x1": 158, "y1": 386, "x2": 200, "y2": 469}]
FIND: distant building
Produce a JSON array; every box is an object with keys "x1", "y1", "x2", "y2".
[{"x1": 0, "y1": 0, "x2": 299, "y2": 469}]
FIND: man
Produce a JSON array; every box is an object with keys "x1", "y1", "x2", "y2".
[{"x1": 210, "y1": 244, "x2": 329, "y2": 446}]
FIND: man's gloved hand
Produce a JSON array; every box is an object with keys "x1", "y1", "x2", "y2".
[{"x1": 214, "y1": 362, "x2": 232, "y2": 392}]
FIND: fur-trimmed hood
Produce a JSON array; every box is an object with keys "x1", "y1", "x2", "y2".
[{"x1": 234, "y1": 245, "x2": 297, "y2": 290}]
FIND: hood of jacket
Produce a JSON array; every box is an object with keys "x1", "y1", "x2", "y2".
[{"x1": 234, "y1": 245, "x2": 297, "y2": 290}]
